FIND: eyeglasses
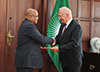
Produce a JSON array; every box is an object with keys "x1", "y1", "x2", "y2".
[{"x1": 29, "y1": 15, "x2": 38, "y2": 17}]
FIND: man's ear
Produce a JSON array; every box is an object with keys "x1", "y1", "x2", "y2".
[
  {"x1": 67, "y1": 14, "x2": 69, "y2": 17},
  {"x1": 28, "y1": 16, "x2": 32, "y2": 20},
  {"x1": 65, "y1": 14, "x2": 68, "y2": 20}
]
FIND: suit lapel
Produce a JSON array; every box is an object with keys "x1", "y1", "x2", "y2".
[
  {"x1": 59, "y1": 24, "x2": 65, "y2": 41},
  {"x1": 59, "y1": 19, "x2": 74, "y2": 42},
  {"x1": 59, "y1": 27, "x2": 69, "y2": 42}
]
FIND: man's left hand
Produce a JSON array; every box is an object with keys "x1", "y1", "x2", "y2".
[{"x1": 50, "y1": 46, "x2": 59, "y2": 52}]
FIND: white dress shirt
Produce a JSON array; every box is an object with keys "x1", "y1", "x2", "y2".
[{"x1": 62, "y1": 18, "x2": 73, "y2": 35}]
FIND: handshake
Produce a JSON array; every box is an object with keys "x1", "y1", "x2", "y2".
[
  {"x1": 41, "y1": 38, "x2": 59, "y2": 52},
  {"x1": 52, "y1": 38, "x2": 56, "y2": 46}
]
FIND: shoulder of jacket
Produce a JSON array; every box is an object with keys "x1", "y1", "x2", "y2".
[
  {"x1": 26, "y1": 22, "x2": 37, "y2": 29},
  {"x1": 71, "y1": 19, "x2": 80, "y2": 26}
]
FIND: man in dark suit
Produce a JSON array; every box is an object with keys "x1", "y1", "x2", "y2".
[
  {"x1": 50, "y1": 7, "x2": 83, "y2": 72},
  {"x1": 14, "y1": 8, "x2": 55, "y2": 72}
]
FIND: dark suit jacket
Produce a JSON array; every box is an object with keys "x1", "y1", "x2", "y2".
[
  {"x1": 56, "y1": 19, "x2": 83, "y2": 67},
  {"x1": 14, "y1": 19, "x2": 53, "y2": 68}
]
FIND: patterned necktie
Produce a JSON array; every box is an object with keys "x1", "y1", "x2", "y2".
[{"x1": 62, "y1": 24, "x2": 67, "y2": 35}]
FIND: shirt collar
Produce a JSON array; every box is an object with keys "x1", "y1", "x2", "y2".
[{"x1": 66, "y1": 18, "x2": 73, "y2": 26}]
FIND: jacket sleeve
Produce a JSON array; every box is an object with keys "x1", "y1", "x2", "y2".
[
  {"x1": 26, "y1": 24, "x2": 54, "y2": 45},
  {"x1": 59, "y1": 24, "x2": 82, "y2": 52}
]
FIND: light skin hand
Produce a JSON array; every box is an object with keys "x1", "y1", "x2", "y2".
[
  {"x1": 41, "y1": 38, "x2": 56, "y2": 50},
  {"x1": 52, "y1": 38, "x2": 56, "y2": 46},
  {"x1": 40, "y1": 46, "x2": 42, "y2": 49},
  {"x1": 50, "y1": 46, "x2": 59, "y2": 52}
]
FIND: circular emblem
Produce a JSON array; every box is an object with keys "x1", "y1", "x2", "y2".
[{"x1": 90, "y1": 37, "x2": 100, "y2": 53}]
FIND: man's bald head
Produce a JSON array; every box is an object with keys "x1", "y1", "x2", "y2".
[
  {"x1": 25, "y1": 8, "x2": 38, "y2": 16},
  {"x1": 25, "y1": 8, "x2": 39, "y2": 24}
]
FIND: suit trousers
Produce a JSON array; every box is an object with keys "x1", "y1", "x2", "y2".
[
  {"x1": 17, "y1": 67, "x2": 33, "y2": 72},
  {"x1": 62, "y1": 66, "x2": 81, "y2": 72}
]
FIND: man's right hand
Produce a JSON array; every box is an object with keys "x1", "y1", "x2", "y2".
[{"x1": 52, "y1": 38, "x2": 56, "y2": 46}]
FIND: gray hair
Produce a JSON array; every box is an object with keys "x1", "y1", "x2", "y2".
[{"x1": 59, "y1": 6, "x2": 72, "y2": 17}]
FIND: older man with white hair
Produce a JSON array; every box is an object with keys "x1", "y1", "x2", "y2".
[{"x1": 51, "y1": 7, "x2": 84, "y2": 72}]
